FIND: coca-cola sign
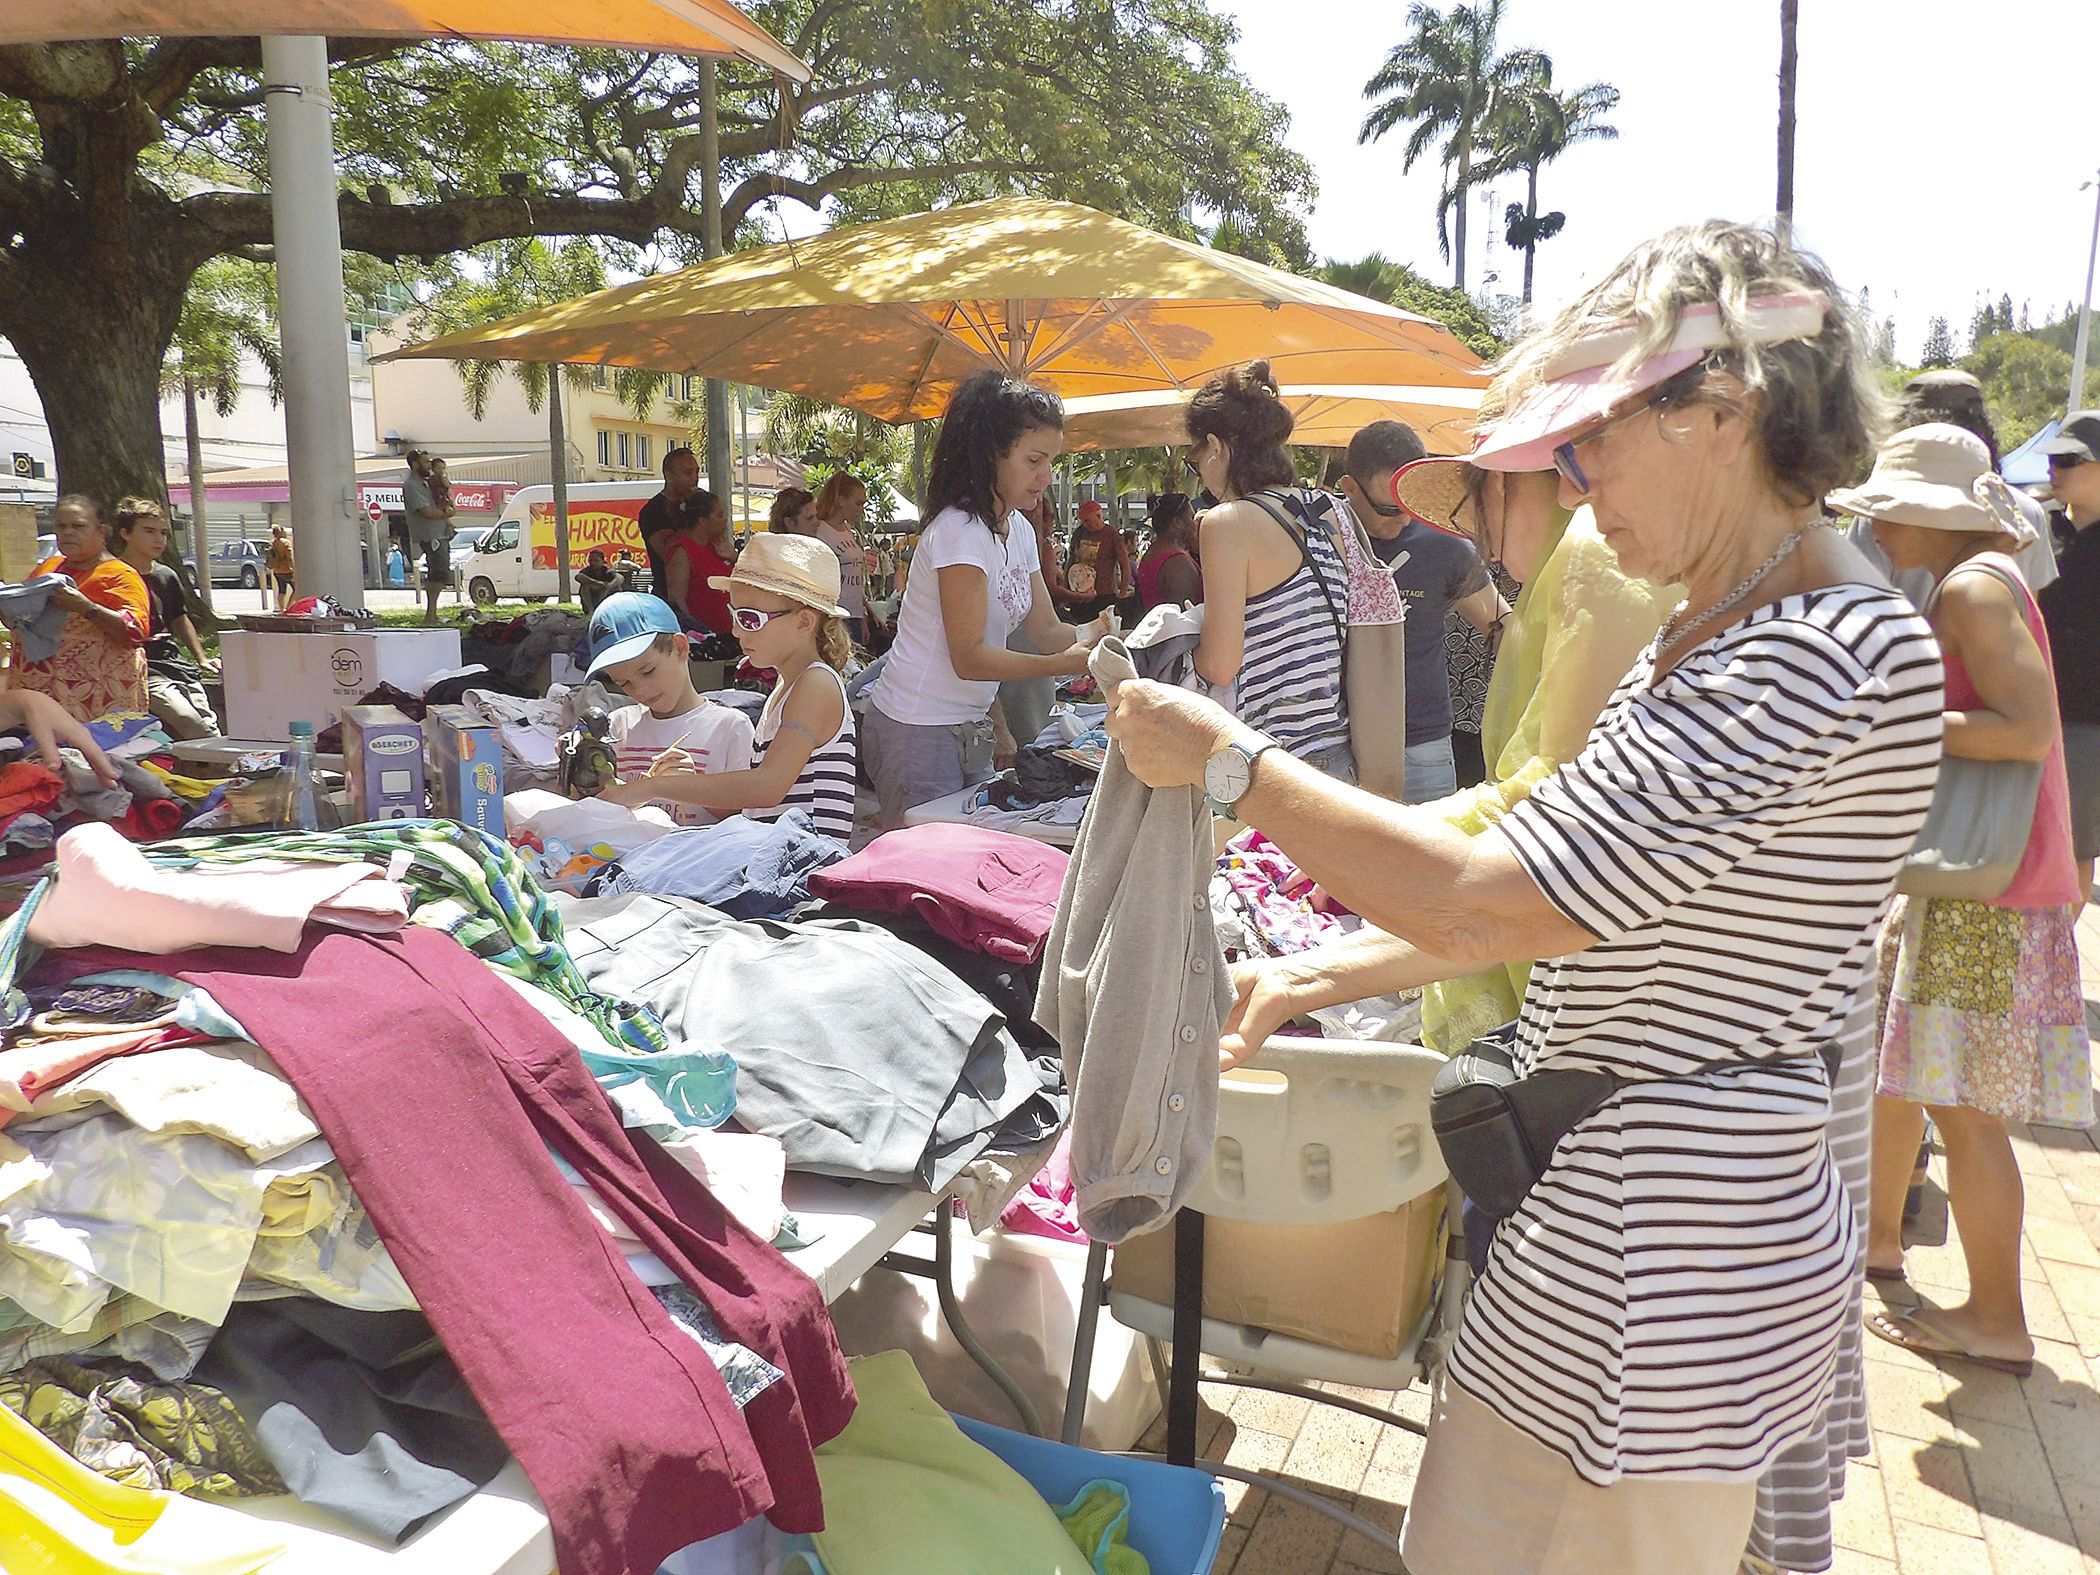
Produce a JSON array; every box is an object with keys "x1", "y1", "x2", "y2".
[{"x1": 359, "y1": 481, "x2": 512, "y2": 515}]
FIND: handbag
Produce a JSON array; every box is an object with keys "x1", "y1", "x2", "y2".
[
  {"x1": 1247, "y1": 490, "x2": 1410, "y2": 800},
  {"x1": 1894, "y1": 556, "x2": 2045, "y2": 901},
  {"x1": 1431, "y1": 1023, "x2": 1841, "y2": 1221}
]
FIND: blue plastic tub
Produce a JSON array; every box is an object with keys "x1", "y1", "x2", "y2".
[{"x1": 952, "y1": 1414, "x2": 1227, "y2": 1575}]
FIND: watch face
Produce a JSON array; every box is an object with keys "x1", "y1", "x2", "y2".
[{"x1": 1205, "y1": 746, "x2": 1252, "y2": 805}]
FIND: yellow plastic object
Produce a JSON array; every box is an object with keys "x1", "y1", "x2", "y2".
[
  {"x1": 1421, "y1": 508, "x2": 1679, "y2": 1052},
  {"x1": 0, "y1": 1406, "x2": 283, "y2": 1575},
  {"x1": 380, "y1": 197, "x2": 1486, "y2": 423},
  {"x1": 0, "y1": 2, "x2": 808, "y2": 79}
]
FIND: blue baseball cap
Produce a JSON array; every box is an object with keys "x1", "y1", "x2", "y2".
[{"x1": 585, "y1": 592, "x2": 682, "y2": 678}]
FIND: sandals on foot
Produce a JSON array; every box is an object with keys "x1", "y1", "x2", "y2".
[{"x1": 1866, "y1": 1307, "x2": 2034, "y2": 1377}]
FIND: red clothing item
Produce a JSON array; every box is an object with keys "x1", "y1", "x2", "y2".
[
  {"x1": 1939, "y1": 559, "x2": 2081, "y2": 909},
  {"x1": 808, "y1": 822, "x2": 1070, "y2": 963},
  {"x1": 37, "y1": 927, "x2": 854, "y2": 1575},
  {"x1": 670, "y1": 537, "x2": 736, "y2": 635},
  {"x1": 0, "y1": 761, "x2": 64, "y2": 821},
  {"x1": 1136, "y1": 546, "x2": 1201, "y2": 611}
]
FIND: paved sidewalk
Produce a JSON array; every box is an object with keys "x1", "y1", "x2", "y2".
[{"x1": 1174, "y1": 901, "x2": 2100, "y2": 1575}]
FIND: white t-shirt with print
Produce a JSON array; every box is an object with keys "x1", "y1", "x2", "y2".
[
  {"x1": 607, "y1": 699, "x2": 755, "y2": 825},
  {"x1": 811, "y1": 521, "x2": 866, "y2": 618},
  {"x1": 871, "y1": 506, "x2": 1040, "y2": 727}
]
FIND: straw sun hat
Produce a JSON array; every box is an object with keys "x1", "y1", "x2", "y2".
[
  {"x1": 1826, "y1": 423, "x2": 2029, "y2": 538},
  {"x1": 708, "y1": 530, "x2": 851, "y2": 617},
  {"x1": 1390, "y1": 456, "x2": 1479, "y2": 538}
]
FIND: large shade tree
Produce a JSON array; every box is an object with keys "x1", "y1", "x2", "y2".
[
  {"x1": 0, "y1": 4, "x2": 1315, "y2": 508},
  {"x1": 1359, "y1": 0, "x2": 1545, "y2": 294}
]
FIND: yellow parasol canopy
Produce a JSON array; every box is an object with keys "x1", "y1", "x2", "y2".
[
  {"x1": 1059, "y1": 384, "x2": 1483, "y2": 455},
  {"x1": 0, "y1": 1, "x2": 808, "y2": 79},
  {"x1": 383, "y1": 197, "x2": 1487, "y2": 422}
]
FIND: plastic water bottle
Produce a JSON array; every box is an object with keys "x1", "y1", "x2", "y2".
[{"x1": 285, "y1": 720, "x2": 320, "y2": 832}]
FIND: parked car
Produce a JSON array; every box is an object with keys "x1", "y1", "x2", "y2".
[
  {"x1": 207, "y1": 539, "x2": 268, "y2": 589},
  {"x1": 449, "y1": 523, "x2": 492, "y2": 572}
]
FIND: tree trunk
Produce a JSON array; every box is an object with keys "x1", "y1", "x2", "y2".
[
  {"x1": 6, "y1": 254, "x2": 184, "y2": 514},
  {"x1": 1776, "y1": 0, "x2": 1799, "y2": 245},
  {"x1": 1522, "y1": 164, "x2": 1540, "y2": 305},
  {"x1": 1453, "y1": 136, "x2": 1472, "y2": 293},
  {"x1": 183, "y1": 377, "x2": 215, "y2": 618}
]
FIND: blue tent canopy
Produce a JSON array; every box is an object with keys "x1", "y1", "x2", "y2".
[{"x1": 2001, "y1": 419, "x2": 2060, "y2": 487}]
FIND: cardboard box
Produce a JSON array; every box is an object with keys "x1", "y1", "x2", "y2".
[
  {"x1": 1108, "y1": 1190, "x2": 1446, "y2": 1361},
  {"x1": 338, "y1": 705, "x2": 425, "y2": 822},
  {"x1": 0, "y1": 503, "x2": 40, "y2": 583},
  {"x1": 218, "y1": 627, "x2": 462, "y2": 739},
  {"x1": 426, "y1": 705, "x2": 505, "y2": 836}
]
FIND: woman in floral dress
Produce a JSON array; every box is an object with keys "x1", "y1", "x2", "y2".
[{"x1": 17, "y1": 495, "x2": 149, "y2": 722}]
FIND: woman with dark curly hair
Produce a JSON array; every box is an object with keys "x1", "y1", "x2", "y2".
[
  {"x1": 1185, "y1": 359, "x2": 1354, "y2": 778},
  {"x1": 1136, "y1": 491, "x2": 1202, "y2": 611},
  {"x1": 863, "y1": 371, "x2": 1103, "y2": 827}
]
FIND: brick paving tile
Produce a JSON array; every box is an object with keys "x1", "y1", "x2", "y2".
[
  {"x1": 1978, "y1": 1505, "x2": 2086, "y2": 1575},
  {"x1": 1217, "y1": 1424, "x2": 1293, "y2": 1522},
  {"x1": 1868, "y1": 1362, "x2": 1956, "y2": 1442},
  {"x1": 1832, "y1": 1551, "x2": 1903, "y2": 1575},
  {"x1": 1834, "y1": 1460, "x2": 1898, "y2": 1561},
  {"x1": 1889, "y1": 1518, "x2": 1996, "y2": 1575},
  {"x1": 1879, "y1": 1434, "x2": 1984, "y2": 1537},
  {"x1": 1952, "y1": 1414, "x2": 2065, "y2": 1519},
  {"x1": 1212, "y1": 1523, "x2": 1247, "y2": 1575},
  {"x1": 1279, "y1": 1402, "x2": 1386, "y2": 1502},
  {"x1": 1231, "y1": 1491, "x2": 1351, "y2": 1575}
]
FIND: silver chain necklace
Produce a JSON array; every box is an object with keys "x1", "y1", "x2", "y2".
[{"x1": 1654, "y1": 524, "x2": 1815, "y2": 663}]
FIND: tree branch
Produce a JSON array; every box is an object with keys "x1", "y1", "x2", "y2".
[{"x1": 721, "y1": 158, "x2": 1048, "y2": 232}]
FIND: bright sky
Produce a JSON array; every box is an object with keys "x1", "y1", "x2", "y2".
[{"x1": 1218, "y1": 0, "x2": 2098, "y2": 362}]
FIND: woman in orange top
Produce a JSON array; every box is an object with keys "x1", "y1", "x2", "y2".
[{"x1": 19, "y1": 494, "x2": 149, "y2": 722}]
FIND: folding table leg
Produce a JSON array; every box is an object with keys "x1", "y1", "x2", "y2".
[
  {"x1": 1166, "y1": 1207, "x2": 1205, "y2": 1466},
  {"x1": 1061, "y1": 1238, "x2": 1111, "y2": 1445}
]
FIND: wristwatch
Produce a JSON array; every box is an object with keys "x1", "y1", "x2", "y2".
[{"x1": 1204, "y1": 734, "x2": 1275, "y2": 820}]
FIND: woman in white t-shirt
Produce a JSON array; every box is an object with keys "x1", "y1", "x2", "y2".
[
  {"x1": 811, "y1": 473, "x2": 870, "y2": 643},
  {"x1": 865, "y1": 372, "x2": 1100, "y2": 828}
]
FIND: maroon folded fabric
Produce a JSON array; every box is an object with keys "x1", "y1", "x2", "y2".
[
  {"x1": 806, "y1": 823, "x2": 1069, "y2": 963},
  {"x1": 37, "y1": 928, "x2": 854, "y2": 1575}
]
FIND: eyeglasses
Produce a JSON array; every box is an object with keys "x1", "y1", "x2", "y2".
[
  {"x1": 2047, "y1": 453, "x2": 2092, "y2": 472},
  {"x1": 728, "y1": 605, "x2": 792, "y2": 633},
  {"x1": 1550, "y1": 381, "x2": 1693, "y2": 495},
  {"x1": 1183, "y1": 439, "x2": 1209, "y2": 479}
]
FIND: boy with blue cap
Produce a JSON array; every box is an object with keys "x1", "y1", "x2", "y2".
[{"x1": 583, "y1": 592, "x2": 753, "y2": 823}]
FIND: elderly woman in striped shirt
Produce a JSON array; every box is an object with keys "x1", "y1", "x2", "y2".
[{"x1": 1105, "y1": 222, "x2": 1944, "y2": 1575}]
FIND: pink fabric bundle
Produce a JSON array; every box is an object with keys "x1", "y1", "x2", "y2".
[
  {"x1": 808, "y1": 823, "x2": 1069, "y2": 964},
  {"x1": 27, "y1": 823, "x2": 408, "y2": 954}
]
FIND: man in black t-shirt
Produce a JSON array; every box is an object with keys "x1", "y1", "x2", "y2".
[
  {"x1": 111, "y1": 499, "x2": 220, "y2": 738},
  {"x1": 1336, "y1": 422, "x2": 1507, "y2": 803},
  {"x1": 2038, "y1": 409, "x2": 2100, "y2": 894},
  {"x1": 638, "y1": 446, "x2": 699, "y2": 603}
]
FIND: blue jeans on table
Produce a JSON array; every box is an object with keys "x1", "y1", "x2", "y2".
[{"x1": 1402, "y1": 735, "x2": 1458, "y2": 805}]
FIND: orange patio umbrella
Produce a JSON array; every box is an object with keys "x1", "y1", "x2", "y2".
[
  {"x1": 1059, "y1": 384, "x2": 1483, "y2": 455},
  {"x1": 0, "y1": 1, "x2": 808, "y2": 76}
]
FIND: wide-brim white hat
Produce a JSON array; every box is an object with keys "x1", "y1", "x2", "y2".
[
  {"x1": 707, "y1": 529, "x2": 851, "y2": 618},
  {"x1": 1827, "y1": 423, "x2": 2027, "y2": 536}
]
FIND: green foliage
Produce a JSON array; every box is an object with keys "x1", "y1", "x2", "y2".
[
  {"x1": 763, "y1": 393, "x2": 908, "y2": 480},
  {"x1": 1961, "y1": 332, "x2": 2076, "y2": 451},
  {"x1": 1473, "y1": 66, "x2": 1617, "y2": 302},
  {"x1": 1920, "y1": 316, "x2": 1956, "y2": 370},
  {"x1": 804, "y1": 457, "x2": 900, "y2": 527},
  {"x1": 1318, "y1": 253, "x2": 1503, "y2": 359},
  {"x1": 165, "y1": 259, "x2": 281, "y2": 416}
]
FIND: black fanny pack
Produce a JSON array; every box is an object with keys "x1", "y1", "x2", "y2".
[{"x1": 1430, "y1": 1024, "x2": 1842, "y2": 1221}]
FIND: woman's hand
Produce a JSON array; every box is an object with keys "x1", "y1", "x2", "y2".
[
  {"x1": 1219, "y1": 958, "x2": 1303, "y2": 1070},
  {"x1": 0, "y1": 691, "x2": 120, "y2": 786},
  {"x1": 992, "y1": 719, "x2": 1018, "y2": 773},
  {"x1": 1104, "y1": 678, "x2": 1240, "y2": 788}
]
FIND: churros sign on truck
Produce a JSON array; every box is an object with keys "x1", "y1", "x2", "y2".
[{"x1": 457, "y1": 482, "x2": 662, "y2": 605}]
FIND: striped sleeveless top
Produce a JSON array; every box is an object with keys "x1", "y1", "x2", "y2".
[
  {"x1": 1235, "y1": 491, "x2": 1351, "y2": 763},
  {"x1": 745, "y1": 663, "x2": 858, "y2": 845}
]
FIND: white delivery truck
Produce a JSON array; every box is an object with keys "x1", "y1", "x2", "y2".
[{"x1": 457, "y1": 482, "x2": 662, "y2": 605}]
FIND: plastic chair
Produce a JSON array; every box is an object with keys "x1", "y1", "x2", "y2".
[
  {"x1": 954, "y1": 1414, "x2": 1227, "y2": 1575},
  {"x1": 1062, "y1": 1035, "x2": 1467, "y2": 1559}
]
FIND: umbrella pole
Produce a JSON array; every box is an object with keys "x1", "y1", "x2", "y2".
[
  {"x1": 549, "y1": 369, "x2": 573, "y2": 604},
  {"x1": 262, "y1": 35, "x2": 362, "y2": 606},
  {"x1": 699, "y1": 62, "x2": 734, "y2": 501}
]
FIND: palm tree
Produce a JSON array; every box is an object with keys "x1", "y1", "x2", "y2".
[
  {"x1": 1777, "y1": 0, "x2": 1799, "y2": 244},
  {"x1": 1480, "y1": 67, "x2": 1620, "y2": 305},
  {"x1": 1359, "y1": 0, "x2": 1547, "y2": 293}
]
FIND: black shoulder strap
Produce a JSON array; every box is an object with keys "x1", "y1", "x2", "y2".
[{"x1": 1242, "y1": 489, "x2": 1347, "y2": 645}]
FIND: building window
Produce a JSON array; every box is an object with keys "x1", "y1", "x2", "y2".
[
  {"x1": 591, "y1": 366, "x2": 609, "y2": 390},
  {"x1": 596, "y1": 430, "x2": 611, "y2": 467},
  {"x1": 681, "y1": 375, "x2": 697, "y2": 402},
  {"x1": 616, "y1": 431, "x2": 632, "y2": 469},
  {"x1": 637, "y1": 435, "x2": 652, "y2": 470}
]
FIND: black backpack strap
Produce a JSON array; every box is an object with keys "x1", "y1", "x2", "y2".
[{"x1": 1242, "y1": 489, "x2": 1347, "y2": 647}]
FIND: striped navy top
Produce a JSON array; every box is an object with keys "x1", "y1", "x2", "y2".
[
  {"x1": 1235, "y1": 491, "x2": 1351, "y2": 765},
  {"x1": 1449, "y1": 583, "x2": 1942, "y2": 1485},
  {"x1": 745, "y1": 663, "x2": 858, "y2": 845}
]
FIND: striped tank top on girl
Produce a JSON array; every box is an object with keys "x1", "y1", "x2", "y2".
[
  {"x1": 746, "y1": 663, "x2": 858, "y2": 844},
  {"x1": 1235, "y1": 493, "x2": 1351, "y2": 763}
]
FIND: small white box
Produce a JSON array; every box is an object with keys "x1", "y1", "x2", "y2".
[{"x1": 218, "y1": 628, "x2": 463, "y2": 740}]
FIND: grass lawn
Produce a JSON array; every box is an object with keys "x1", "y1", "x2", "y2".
[{"x1": 371, "y1": 602, "x2": 582, "y2": 629}]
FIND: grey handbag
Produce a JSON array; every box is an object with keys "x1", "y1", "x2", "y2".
[{"x1": 1896, "y1": 557, "x2": 2044, "y2": 901}]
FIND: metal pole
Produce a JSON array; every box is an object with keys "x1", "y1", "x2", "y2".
[
  {"x1": 261, "y1": 36, "x2": 361, "y2": 605},
  {"x1": 183, "y1": 378, "x2": 214, "y2": 617},
  {"x1": 737, "y1": 383, "x2": 750, "y2": 538},
  {"x1": 2070, "y1": 175, "x2": 2100, "y2": 413},
  {"x1": 699, "y1": 62, "x2": 733, "y2": 501},
  {"x1": 549, "y1": 369, "x2": 573, "y2": 603}
]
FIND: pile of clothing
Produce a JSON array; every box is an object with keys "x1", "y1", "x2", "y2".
[
  {"x1": 0, "y1": 712, "x2": 225, "y2": 873},
  {"x1": 457, "y1": 606, "x2": 590, "y2": 693},
  {"x1": 0, "y1": 819, "x2": 857, "y2": 1574},
  {"x1": 953, "y1": 703, "x2": 1105, "y2": 836}
]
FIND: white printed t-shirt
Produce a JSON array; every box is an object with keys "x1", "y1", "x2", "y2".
[
  {"x1": 607, "y1": 699, "x2": 755, "y2": 825},
  {"x1": 811, "y1": 521, "x2": 867, "y2": 620},
  {"x1": 871, "y1": 507, "x2": 1039, "y2": 727}
]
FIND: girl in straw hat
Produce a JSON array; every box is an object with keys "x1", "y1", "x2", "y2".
[
  {"x1": 600, "y1": 531, "x2": 859, "y2": 845},
  {"x1": 1842, "y1": 424, "x2": 2092, "y2": 1377}
]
